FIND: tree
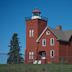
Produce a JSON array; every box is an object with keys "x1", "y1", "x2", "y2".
[{"x1": 7, "y1": 33, "x2": 23, "y2": 64}]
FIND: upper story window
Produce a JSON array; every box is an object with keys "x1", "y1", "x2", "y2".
[
  {"x1": 32, "y1": 29, "x2": 34, "y2": 37},
  {"x1": 42, "y1": 39, "x2": 46, "y2": 46},
  {"x1": 50, "y1": 38, "x2": 55, "y2": 46},
  {"x1": 29, "y1": 52, "x2": 34, "y2": 59},
  {"x1": 50, "y1": 50, "x2": 55, "y2": 58},
  {"x1": 29, "y1": 29, "x2": 34, "y2": 37},
  {"x1": 46, "y1": 30, "x2": 50, "y2": 35},
  {"x1": 29, "y1": 30, "x2": 31, "y2": 37}
]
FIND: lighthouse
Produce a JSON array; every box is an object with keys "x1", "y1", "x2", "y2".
[
  {"x1": 25, "y1": 9, "x2": 47, "y2": 64},
  {"x1": 32, "y1": 9, "x2": 41, "y2": 19}
]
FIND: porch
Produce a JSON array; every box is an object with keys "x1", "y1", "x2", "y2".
[{"x1": 33, "y1": 51, "x2": 46, "y2": 64}]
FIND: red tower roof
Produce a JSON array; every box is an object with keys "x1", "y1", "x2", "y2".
[{"x1": 32, "y1": 9, "x2": 41, "y2": 14}]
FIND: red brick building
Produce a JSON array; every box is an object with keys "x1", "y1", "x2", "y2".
[{"x1": 25, "y1": 9, "x2": 72, "y2": 64}]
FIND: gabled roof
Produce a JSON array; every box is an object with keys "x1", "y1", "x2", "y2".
[
  {"x1": 36, "y1": 26, "x2": 72, "y2": 42},
  {"x1": 63, "y1": 30, "x2": 72, "y2": 41},
  {"x1": 36, "y1": 26, "x2": 48, "y2": 42},
  {"x1": 52, "y1": 30, "x2": 72, "y2": 41},
  {"x1": 52, "y1": 29, "x2": 67, "y2": 41}
]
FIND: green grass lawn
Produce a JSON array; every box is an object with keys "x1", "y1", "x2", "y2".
[{"x1": 0, "y1": 64, "x2": 72, "y2": 72}]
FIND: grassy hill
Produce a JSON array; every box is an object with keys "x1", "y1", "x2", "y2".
[{"x1": 0, "y1": 64, "x2": 72, "y2": 72}]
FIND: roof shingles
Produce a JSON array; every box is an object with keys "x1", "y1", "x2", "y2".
[{"x1": 36, "y1": 26, "x2": 72, "y2": 42}]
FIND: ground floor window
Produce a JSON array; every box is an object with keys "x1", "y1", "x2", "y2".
[
  {"x1": 29, "y1": 52, "x2": 34, "y2": 59},
  {"x1": 50, "y1": 50, "x2": 55, "y2": 58}
]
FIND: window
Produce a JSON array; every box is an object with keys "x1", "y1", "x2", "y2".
[
  {"x1": 42, "y1": 39, "x2": 46, "y2": 46},
  {"x1": 46, "y1": 30, "x2": 50, "y2": 35},
  {"x1": 29, "y1": 30, "x2": 32, "y2": 37},
  {"x1": 29, "y1": 52, "x2": 34, "y2": 59},
  {"x1": 50, "y1": 50, "x2": 55, "y2": 58},
  {"x1": 29, "y1": 29, "x2": 34, "y2": 37},
  {"x1": 32, "y1": 29, "x2": 34, "y2": 37},
  {"x1": 29, "y1": 52, "x2": 32, "y2": 59},
  {"x1": 50, "y1": 38, "x2": 55, "y2": 46}
]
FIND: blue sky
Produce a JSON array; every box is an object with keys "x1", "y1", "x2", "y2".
[{"x1": 0, "y1": 0, "x2": 72, "y2": 63}]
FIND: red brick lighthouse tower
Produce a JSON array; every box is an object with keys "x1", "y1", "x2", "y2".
[{"x1": 25, "y1": 9, "x2": 47, "y2": 64}]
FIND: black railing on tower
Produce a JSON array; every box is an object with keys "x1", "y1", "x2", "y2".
[{"x1": 25, "y1": 16, "x2": 48, "y2": 21}]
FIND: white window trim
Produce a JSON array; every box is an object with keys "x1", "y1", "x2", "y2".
[
  {"x1": 29, "y1": 30, "x2": 32, "y2": 37},
  {"x1": 32, "y1": 29, "x2": 34, "y2": 37},
  {"x1": 50, "y1": 50, "x2": 55, "y2": 58},
  {"x1": 42, "y1": 39, "x2": 46, "y2": 46},
  {"x1": 29, "y1": 29, "x2": 34, "y2": 37},
  {"x1": 31, "y1": 52, "x2": 34, "y2": 55},
  {"x1": 46, "y1": 30, "x2": 50, "y2": 35},
  {"x1": 29, "y1": 52, "x2": 34, "y2": 59},
  {"x1": 50, "y1": 38, "x2": 55, "y2": 46}
]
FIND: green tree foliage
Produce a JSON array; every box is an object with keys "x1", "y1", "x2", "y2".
[{"x1": 7, "y1": 33, "x2": 24, "y2": 64}]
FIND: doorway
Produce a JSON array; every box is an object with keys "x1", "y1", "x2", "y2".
[{"x1": 38, "y1": 51, "x2": 46, "y2": 59}]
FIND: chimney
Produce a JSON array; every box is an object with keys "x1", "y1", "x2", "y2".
[{"x1": 56, "y1": 25, "x2": 62, "y2": 30}]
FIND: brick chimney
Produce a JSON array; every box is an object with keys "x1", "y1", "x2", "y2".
[{"x1": 56, "y1": 25, "x2": 62, "y2": 30}]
